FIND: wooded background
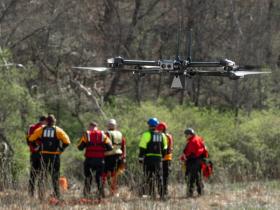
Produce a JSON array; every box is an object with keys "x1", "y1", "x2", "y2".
[{"x1": 0, "y1": 0, "x2": 280, "y2": 187}]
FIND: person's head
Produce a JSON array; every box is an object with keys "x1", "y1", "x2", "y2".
[
  {"x1": 156, "y1": 121, "x2": 167, "y2": 133},
  {"x1": 89, "y1": 122, "x2": 98, "y2": 130},
  {"x1": 184, "y1": 128, "x2": 195, "y2": 138},
  {"x1": 46, "y1": 114, "x2": 56, "y2": 126},
  {"x1": 38, "y1": 115, "x2": 47, "y2": 125},
  {"x1": 107, "y1": 119, "x2": 117, "y2": 130},
  {"x1": 147, "y1": 117, "x2": 159, "y2": 130}
]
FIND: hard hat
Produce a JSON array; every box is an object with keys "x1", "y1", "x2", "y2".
[
  {"x1": 107, "y1": 118, "x2": 117, "y2": 126},
  {"x1": 184, "y1": 128, "x2": 195, "y2": 135},
  {"x1": 147, "y1": 118, "x2": 159, "y2": 127},
  {"x1": 156, "y1": 122, "x2": 167, "y2": 131}
]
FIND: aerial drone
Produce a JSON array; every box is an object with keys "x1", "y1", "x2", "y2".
[{"x1": 73, "y1": 31, "x2": 270, "y2": 89}]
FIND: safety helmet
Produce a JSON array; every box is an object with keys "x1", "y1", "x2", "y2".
[
  {"x1": 107, "y1": 118, "x2": 117, "y2": 126},
  {"x1": 156, "y1": 122, "x2": 167, "y2": 131},
  {"x1": 184, "y1": 128, "x2": 195, "y2": 135},
  {"x1": 147, "y1": 117, "x2": 159, "y2": 127}
]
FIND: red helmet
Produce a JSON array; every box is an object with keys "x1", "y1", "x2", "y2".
[{"x1": 156, "y1": 122, "x2": 167, "y2": 131}]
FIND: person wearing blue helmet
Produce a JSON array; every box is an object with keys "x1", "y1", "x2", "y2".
[{"x1": 138, "y1": 117, "x2": 168, "y2": 199}]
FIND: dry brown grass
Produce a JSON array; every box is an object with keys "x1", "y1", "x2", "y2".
[{"x1": 0, "y1": 181, "x2": 280, "y2": 210}]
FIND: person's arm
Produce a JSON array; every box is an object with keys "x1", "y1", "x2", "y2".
[
  {"x1": 77, "y1": 132, "x2": 87, "y2": 150},
  {"x1": 28, "y1": 127, "x2": 43, "y2": 142},
  {"x1": 103, "y1": 134, "x2": 113, "y2": 151},
  {"x1": 56, "y1": 127, "x2": 71, "y2": 151},
  {"x1": 161, "y1": 133, "x2": 168, "y2": 158},
  {"x1": 167, "y1": 133, "x2": 174, "y2": 155},
  {"x1": 138, "y1": 132, "x2": 150, "y2": 163},
  {"x1": 121, "y1": 136, "x2": 126, "y2": 160}
]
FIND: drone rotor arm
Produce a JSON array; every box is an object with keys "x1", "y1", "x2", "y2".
[
  {"x1": 122, "y1": 59, "x2": 159, "y2": 66},
  {"x1": 187, "y1": 61, "x2": 222, "y2": 68}
]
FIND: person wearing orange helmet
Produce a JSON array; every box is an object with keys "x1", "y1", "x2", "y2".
[{"x1": 156, "y1": 121, "x2": 173, "y2": 197}]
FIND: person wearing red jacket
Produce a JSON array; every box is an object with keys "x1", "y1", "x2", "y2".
[
  {"x1": 26, "y1": 115, "x2": 46, "y2": 197},
  {"x1": 77, "y1": 122, "x2": 113, "y2": 198},
  {"x1": 180, "y1": 128, "x2": 208, "y2": 197}
]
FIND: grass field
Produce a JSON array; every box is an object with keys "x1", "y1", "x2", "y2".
[{"x1": 0, "y1": 180, "x2": 280, "y2": 210}]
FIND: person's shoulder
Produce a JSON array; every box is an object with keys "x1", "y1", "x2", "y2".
[
  {"x1": 142, "y1": 130, "x2": 151, "y2": 135},
  {"x1": 54, "y1": 126, "x2": 65, "y2": 132}
]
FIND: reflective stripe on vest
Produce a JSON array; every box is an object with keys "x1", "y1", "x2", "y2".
[
  {"x1": 41, "y1": 126, "x2": 59, "y2": 153},
  {"x1": 146, "y1": 132, "x2": 163, "y2": 157}
]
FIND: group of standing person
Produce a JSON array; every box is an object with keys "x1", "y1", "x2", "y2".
[
  {"x1": 139, "y1": 117, "x2": 209, "y2": 199},
  {"x1": 26, "y1": 114, "x2": 210, "y2": 201}
]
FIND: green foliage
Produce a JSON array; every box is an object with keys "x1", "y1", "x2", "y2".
[{"x1": 0, "y1": 49, "x2": 45, "y2": 183}]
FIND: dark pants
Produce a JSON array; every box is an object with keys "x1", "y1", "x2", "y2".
[
  {"x1": 185, "y1": 158, "x2": 203, "y2": 196},
  {"x1": 143, "y1": 157, "x2": 163, "y2": 198},
  {"x1": 104, "y1": 155, "x2": 120, "y2": 173},
  {"x1": 28, "y1": 154, "x2": 41, "y2": 196},
  {"x1": 39, "y1": 154, "x2": 60, "y2": 199},
  {"x1": 84, "y1": 158, "x2": 105, "y2": 197},
  {"x1": 162, "y1": 160, "x2": 171, "y2": 196}
]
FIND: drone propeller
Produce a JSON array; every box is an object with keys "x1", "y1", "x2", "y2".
[
  {"x1": 72, "y1": 66, "x2": 110, "y2": 72},
  {"x1": 231, "y1": 71, "x2": 270, "y2": 77},
  {"x1": 72, "y1": 66, "x2": 162, "y2": 74}
]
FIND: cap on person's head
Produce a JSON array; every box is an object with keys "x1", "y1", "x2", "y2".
[
  {"x1": 147, "y1": 117, "x2": 159, "y2": 127},
  {"x1": 107, "y1": 119, "x2": 117, "y2": 126},
  {"x1": 89, "y1": 122, "x2": 98, "y2": 127},
  {"x1": 47, "y1": 114, "x2": 56, "y2": 125},
  {"x1": 107, "y1": 119, "x2": 117, "y2": 129},
  {"x1": 184, "y1": 128, "x2": 195, "y2": 135},
  {"x1": 39, "y1": 115, "x2": 47, "y2": 122}
]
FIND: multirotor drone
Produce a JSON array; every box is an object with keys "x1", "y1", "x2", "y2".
[{"x1": 73, "y1": 31, "x2": 269, "y2": 89}]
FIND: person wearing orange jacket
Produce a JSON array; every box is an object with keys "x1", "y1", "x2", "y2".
[
  {"x1": 180, "y1": 128, "x2": 208, "y2": 197},
  {"x1": 156, "y1": 122, "x2": 173, "y2": 197},
  {"x1": 77, "y1": 122, "x2": 113, "y2": 198},
  {"x1": 26, "y1": 115, "x2": 46, "y2": 197},
  {"x1": 103, "y1": 119, "x2": 126, "y2": 196},
  {"x1": 28, "y1": 114, "x2": 70, "y2": 200}
]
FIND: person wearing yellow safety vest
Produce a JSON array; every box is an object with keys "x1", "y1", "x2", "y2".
[
  {"x1": 28, "y1": 114, "x2": 70, "y2": 200},
  {"x1": 156, "y1": 122, "x2": 173, "y2": 197},
  {"x1": 103, "y1": 119, "x2": 126, "y2": 195},
  {"x1": 139, "y1": 117, "x2": 168, "y2": 199}
]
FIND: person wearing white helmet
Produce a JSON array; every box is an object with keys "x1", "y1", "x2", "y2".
[{"x1": 103, "y1": 118, "x2": 126, "y2": 196}]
